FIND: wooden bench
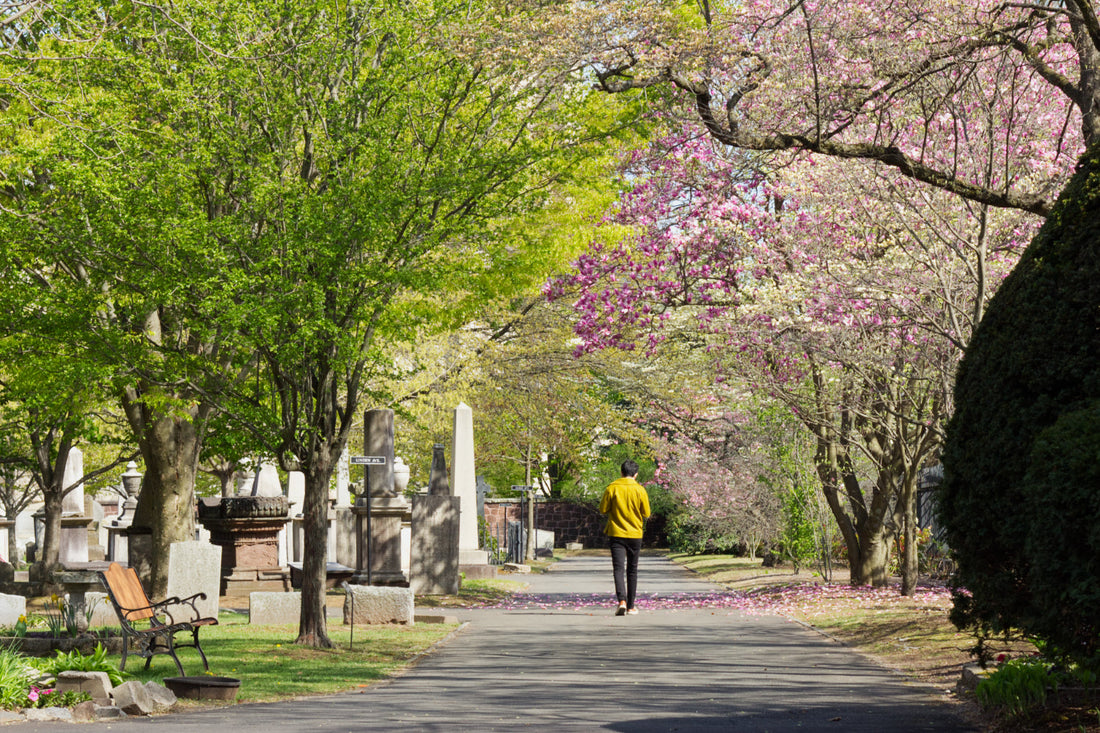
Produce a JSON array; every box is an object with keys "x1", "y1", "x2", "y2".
[{"x1": 97, "y1": 562, "x2": 219, "y2": 676}]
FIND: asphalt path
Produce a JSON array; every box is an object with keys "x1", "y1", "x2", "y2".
[{"x1": 9, "y1": 554, "x2": 976, "y2": 732}]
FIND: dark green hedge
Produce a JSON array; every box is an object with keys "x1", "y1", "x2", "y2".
[{"x1": 940, "y1": 142, "x2": 1100, "y2": 661}]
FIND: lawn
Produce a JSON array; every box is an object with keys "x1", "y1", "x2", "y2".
[{"x1": 123, "y1": 613, "x2": 459, "y2": 705}]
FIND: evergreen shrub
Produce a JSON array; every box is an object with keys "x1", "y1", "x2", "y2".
[{"x1": 940, "y1": 142, "x2": 1100, "y2": 662}]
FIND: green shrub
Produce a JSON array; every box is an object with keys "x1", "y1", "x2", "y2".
[
  {"x1": 976, "y1": 657, "x2": 1053, "y2": 717},
  {"x1": 0, "y1": 647, "x2": 39, "y2": 710},
  {"x1": 665, "y1": 512, "x2": 743, "y2": 555},
  {"x1": 31, "y1": 644, "x2": 128, "y2": 686},
  {"x1": 940, "y1": 141, "x2": 1100, "y2": 662},
  {"x1": 777, "y1": 482, "x2": 817, "y2": 571}
]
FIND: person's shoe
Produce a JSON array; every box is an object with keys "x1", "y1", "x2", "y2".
[
  {"x1": 615, "y1": 604, "x2": 627, "y2": 616},
  {"x1": 626, "y1": 608, "x2": 639, "y2": 615}
]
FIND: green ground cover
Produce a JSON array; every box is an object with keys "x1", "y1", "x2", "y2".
[{"x1": 124, "y1": 614, "x2": 459, "y2": 705}]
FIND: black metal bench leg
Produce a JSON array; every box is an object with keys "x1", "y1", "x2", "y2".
[
  {"x1": 165, "y1": 636, "x2": 186, "y2": 676},
  {"x1": 191, "y1": 628, "x2": 211, "y2": 671}
]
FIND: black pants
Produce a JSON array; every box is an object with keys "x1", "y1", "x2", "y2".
[{"x1": 609, "y1": 536, "x2": 643, "y2": 608}]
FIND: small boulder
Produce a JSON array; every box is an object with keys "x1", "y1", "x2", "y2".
[
  {"x1": 71, "y1": 700, "x2": 98, "y2": 722},
  {"x1": 56, "y1": 670, "x2": 113, "y2": 701},
  {"x1": 112, "y1": 680, "x2": 156, "y2": 716},
  {"x1": 143, "y1": 681, "x2": 177, "y2": 711},
  {"x1": 957, "y1": 664, "x2": 988, "y2": 694},
  {"x1": 24, "y1": 707, "x2": 73, "y2": 722},
  {"x1": 93, "y1": 705, "x2": 126, "y2": 719}
]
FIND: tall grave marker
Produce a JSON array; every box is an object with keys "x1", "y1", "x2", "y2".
[
  {"x1": 351, "y1": 409, "x2": 408, "y2": 586},
  {"x1": 410, "y1": 444, "x2": 460, "y2": 594},
  {"x1": 453, "y1": 403, "x2": 491, "y2": 577}
]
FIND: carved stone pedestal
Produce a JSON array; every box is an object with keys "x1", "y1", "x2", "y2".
[
  {"x1": 352, "y1": 499, "x2": 409, "y2": 587},
  {"x1": 198, "y1": 497, "x2": 291, "y2": 595}
]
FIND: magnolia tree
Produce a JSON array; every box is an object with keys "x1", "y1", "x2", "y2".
[
  {"x1": 537, "y1": 0, "x2": 1077, "y2": 590},
  {"x1": 570, "y1": 0, "x2": 1089, "y2": 218},
  {"x1": 550, "y1": 122, "x2": 1038, "y2": 588},
  {"x1": 649, "y1": 400, "x2": 781, "y2": 558}
]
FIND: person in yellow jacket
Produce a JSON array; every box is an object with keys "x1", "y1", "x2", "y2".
[{"x1": 599, "y1": 459, "x2": 651, "y2": 616}]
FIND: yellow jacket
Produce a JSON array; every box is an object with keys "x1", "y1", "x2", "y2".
[{"x1": 599, "y1": 477, "x2": 651, "y2": 539}]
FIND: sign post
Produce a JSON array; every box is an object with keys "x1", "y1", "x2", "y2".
[{"x1": 352, "y1": 456, "x2": 388, "y2": 584}]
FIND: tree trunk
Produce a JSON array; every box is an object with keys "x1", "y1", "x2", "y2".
[
  {"x1": 814, "y1": 432, "x2": 897, "y2": 587},
  {"x1": 898, "y1": 474, "x2": 919, "y2": 596},
  {"x1": 849, "y1": 525, "x2": 892, "y2": 586},
  {"x1": 28, "y1": 435, "x2": 70, "y2": 583},
  {"x1": 297, "y1": 455, "x2": 336, "y2": 649},
  {"x1": 131, "y1": 413, "x2": 202, "y2": 599},
  {"x1": 33, "y1": 490, "x2": 63, "y2": 582}
]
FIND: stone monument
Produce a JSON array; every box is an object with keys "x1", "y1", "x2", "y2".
[
  {"x1": 453, "y1": 403, "x2": 491, "y2": 577},
  {"x1": 351, "y1": 409, "x2": 408, "y2": 586},
  {"x1": 198, "y1": 493, "x2": 291, "y2": 594},
  {"x1": 410, "y1": 445, "x2": 460, "y2": 595},
  {"x1": 57, "y1": 448, "x2": 93, "y2": 566},
  {"x1": 335, "y1": 448, "x2": 351, "y2": 507},
  {"x1": 165, "y1": 541, "x2": 222, "y2": 619}
]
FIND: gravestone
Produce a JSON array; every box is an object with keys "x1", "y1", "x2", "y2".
[
  {"x1": 336, "y1": 447, "x2": 351, "y2": 507},
  {"x1": 351, "y1": 408, "x2": 408, "y2": 586},
  {"x1": 535, "y1": 529, "x2": 555, "y2": 558},
  {"x1": 0, "y1": 592, "x2": 25, "y2": 626},
  {"x1": 165, "y1": 541, "x2": 222, "y2": 620},
  {"x1": 249, "y1": 591, "x2": 300, "y2": 625},
  {"x1": 84, "y1": 592, "x2": 116, "y2": 628},
  {"x1": 287, "y1": 471, "x2": 306, "y2": 564},
  {"x1": 252, "y1": 462, "x2": 282, "y2": 498},
  {"x1": 428, "y1": 444, "x2": 449, "y2": 495},
  {"x1": 343, "y1": 585, "x2": 414, "y2": 625},
  {"x1": 58, "y1": 449, "x2": 92, "y2": 565},
  {"x1": 287, "y1": 471, "x2": 305, "y2": 515},
  {"x1": 453, "y1": 404, "x2": 490, "y2": 576},
  {"x1": 84, "y1": 496, "x2": 105, "y2": 562},
  {"x1": 410, "y1": 494, "x2": 460, "y2": 595},
  {"x1": 476, "y1": 476, "x2": 491, "y2": 519},
  {"x1": 235, "y1": 459, "x2": 255, "y2": 496},
  {"x1": 61, "y1": 447, "x2": 84, "y2": 515}
]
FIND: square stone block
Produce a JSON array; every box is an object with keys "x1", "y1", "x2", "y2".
[
  {"x1": 249, "y1": 591, "x2": 301, "y2": 625},
  {"x1": 343, "y1": 585, "x2": 414, "y2": 625}
]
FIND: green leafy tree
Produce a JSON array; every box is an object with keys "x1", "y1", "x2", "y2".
[{"x1": 1, "y1": 0, "x2": 634, "y2": 641}]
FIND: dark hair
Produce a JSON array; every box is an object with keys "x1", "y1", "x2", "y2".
[{"x1": 620, "y1": 460, "x2": 639, "y2": 478}]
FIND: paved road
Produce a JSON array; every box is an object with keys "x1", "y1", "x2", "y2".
[{"x1": 11, "y1": 555, "x2": 975, "y2": 731}]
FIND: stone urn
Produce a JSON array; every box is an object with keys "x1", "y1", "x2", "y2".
[
  {"x1": 197, "y1": 496, "x2": 291, "y2": 593},
  {"x1": 393, "y1": 457, "x2": 411, "y2": 494}
]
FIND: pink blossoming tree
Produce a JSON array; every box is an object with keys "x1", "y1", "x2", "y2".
[{"x1": 550, "y1": 117, "x2": 1041, "y2": 588}]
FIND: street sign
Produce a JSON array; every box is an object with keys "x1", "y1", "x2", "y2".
[
  {"x1": 350, "y1": 456, "x2": 386, "y2": 466},
  {"x1": 511, "y1": 485, "x2": 533, "y2": 492}
]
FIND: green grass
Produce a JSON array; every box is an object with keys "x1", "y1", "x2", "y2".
[
  {"x1": 667, "y1": 552, "x2": 805, "y2": 586},
  {"x1": 121, "y1": 613, "x2": 458, "y2": 704}
]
